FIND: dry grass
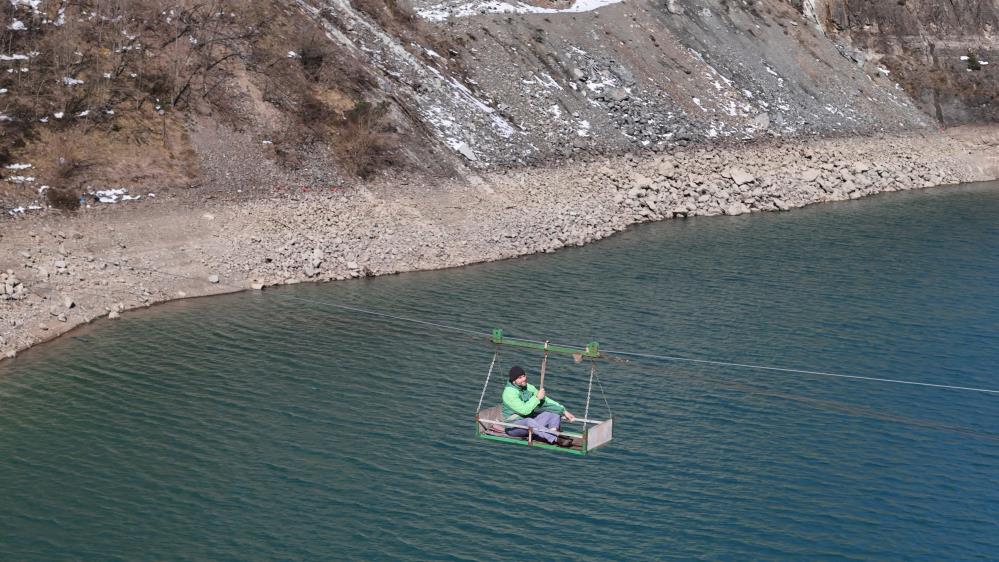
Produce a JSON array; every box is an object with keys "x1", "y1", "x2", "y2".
[
  {"x1": 49, "y1": 134, "x2": 90, "y2": 188},
  {"x1": 0, "y1": 0, "x2": 432, "y2": 206},
  {"x1": 351, "y1": 0, "x2": 417, "y2": 33},
  {"x1": 336, "y1": 101, "x2": 401, "y2": 179}
]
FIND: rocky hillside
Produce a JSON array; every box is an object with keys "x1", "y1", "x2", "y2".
[
  {"x1": 0, "y1": 0, "x2": 994, "y2": 216},
  {"x1": 787, "y1": 0, "x2": 999, "y2": 124}
]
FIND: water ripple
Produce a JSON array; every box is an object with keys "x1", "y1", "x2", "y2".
[{"x1": 1, "y1": 182, "x2": 998, "y2": 560}]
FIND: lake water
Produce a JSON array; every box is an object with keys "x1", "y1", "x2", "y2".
[{"x1": 2, "y1": 181, "x2": 998, "y2": 560}]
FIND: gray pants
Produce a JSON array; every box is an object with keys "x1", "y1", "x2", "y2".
[{"x1": 506, "y1": 411, "x2": 561, "y2": 443}]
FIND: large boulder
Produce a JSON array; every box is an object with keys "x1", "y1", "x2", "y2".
[
  {"x1": 631, "y1": 173, "x2": 653, "y2": 190},
  {"x1": 728, "y1": 168, "x2": 756, "y2": 186},
  {"x1": 723, "y1": 203, "x2": 751, "y2": 216}
]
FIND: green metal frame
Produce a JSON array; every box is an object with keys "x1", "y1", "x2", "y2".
[
  {"x1": 476, "y1": 427, "x2": 588, "y2": 455},
  {"x1": 475, "y1": 329, "x2": 605, "y2": 456},
  {"x1": 489, "y1": 329, "x2": 601, "y2": 359}
]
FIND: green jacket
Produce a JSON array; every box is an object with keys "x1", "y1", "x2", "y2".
[{"x1": 501, "y1": 380, "x2": 565, "y2": 421}]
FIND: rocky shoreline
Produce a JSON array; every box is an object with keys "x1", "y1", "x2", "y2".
[{"x1": 2, "y1": 127, "x2": 998, "y2": 362}]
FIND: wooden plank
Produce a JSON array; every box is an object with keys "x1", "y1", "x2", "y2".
[{"x1": 477, "y1": 433, "x2": 586, "y2": 455}]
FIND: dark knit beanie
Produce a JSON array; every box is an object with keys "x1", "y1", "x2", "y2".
[{"x1": 508, "y1": 365, "x2": 526, "y2": 383}]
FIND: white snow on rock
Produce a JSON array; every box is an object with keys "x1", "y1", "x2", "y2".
[
  {"x1": 449, "y1": 140, "x2": 477, "y2": 161},
  {"x1": 88, "y1": 188, "x2": 143, "y2": 203},
  {"x1": 62, "y1": 76, "x2": 84, "y2": 86},
  {"x1": 7, "y1": 202, "x2": 44, "y2": 215},
  {"x1": 93, "y1": 188, "x2": 127, "y2": 203},
  {"x1": 417, "y1": 0, "x2": 624, "y2": 21},
  {"x1": 5, "y1": 163, "x2": 32, "y2": 170},
  {"x1": 296, "y1": 0, "x2": 524, "y2": 163},
  {"x1": 0, "y1": 53, "x2": 30, "y2": 61},
  {"x1": 8, "y1": 20, "x2": 26, "y2": 31}
]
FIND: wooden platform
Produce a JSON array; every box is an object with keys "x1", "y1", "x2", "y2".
[{"x1": 475, "y1": 405, "x2": 613, "y2": 456}]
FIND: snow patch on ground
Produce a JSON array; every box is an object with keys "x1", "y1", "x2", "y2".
[
  {"x1": 417, "y1": 0, "x2": 624, "y2": 22},
  {"x1": 88, "y1": 188, "x2": 144, "y2": 204}
]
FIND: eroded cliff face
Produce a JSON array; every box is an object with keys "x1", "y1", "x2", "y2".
[
  {"x1": 790, "y1": 0, "x2": 999, "y2": 124},
  {"x1": 315, "y1": 0, "x2": 933, "y2": 166},
  {"x1": 2, "y1": 0, "x2": 993, "y2": 215}
]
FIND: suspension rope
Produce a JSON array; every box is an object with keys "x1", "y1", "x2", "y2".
[
  {"x1": 107, "y1": 263, "x2": 999, "y2": 397},
  {"x1": 123, "y1": 263, "x2": 490, "y2": 338},
  {"x1": 600, "y1": 348, "x2": 999, "y2": 395},
  {"x1": 594, "y1": 367, "x2": 613, "y2": 419},
  {"x1": 476, "y1": 350, "x2": 499, "y2": 413},
  {"x1": 583, "y1": 361, "x2": 595, "y2": 429},
  {"x1": 280, "y1": 294, "x2": 488, "y2": 338}
]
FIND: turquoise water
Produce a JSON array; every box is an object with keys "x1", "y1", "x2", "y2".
[{"x1": 2, "y1": 182, "x2": 998, "y2": 560}]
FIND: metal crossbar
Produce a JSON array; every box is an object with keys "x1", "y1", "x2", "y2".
[
  {"x1": 478, "y1": 416, "x2": 604, "y2": 431},
  {"x1": 490, "y1": 329, "x2": 600, "y2": 358},
  {"x1": 478, "y1": 419, "x2": 586, "y2": 439}
]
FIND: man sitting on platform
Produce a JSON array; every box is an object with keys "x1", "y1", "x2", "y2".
[{"x1": 502, "y1": 365, "x2": 576, "y2": 448}]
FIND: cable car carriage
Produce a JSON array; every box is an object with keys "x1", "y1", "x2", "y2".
[{"x1": 475, "y1": 329, "x2": 613, "y2": 455}]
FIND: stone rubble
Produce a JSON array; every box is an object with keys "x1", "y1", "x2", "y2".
[{"x1": 0, "y1": 128, "x2": 996, "y2": 360}]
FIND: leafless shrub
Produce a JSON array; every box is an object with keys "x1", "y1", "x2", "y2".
[
  {"x1": 352, "y1": 0, "x2": 416, "y2": 31},
  {"x1": 298, "y1": 34, "x2": 333, "y2": 82},
  {"x1": 45, "y1": 187, "x2": 81, "y2": 211},
  {"x1": 966, "y1": 52, "x2": 982, "y2": 71},
  {"x1": 336, "y1": 101, "x2": 400, "y2": 179},
  {"x1": 50, "y1": 134, "x2": 90, "y2": 186}
]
